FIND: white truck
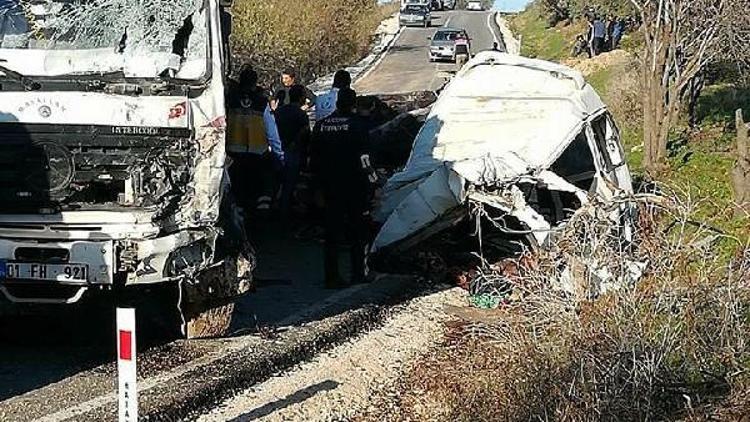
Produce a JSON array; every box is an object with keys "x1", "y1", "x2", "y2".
[{"x1": 0, "y1": 0, "x2": 250, "y2": 338}]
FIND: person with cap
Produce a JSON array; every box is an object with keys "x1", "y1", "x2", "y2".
[
  {"x1": 315, "y1": 69, "x2": 351, "y2": 122},
  {"x1": 310, "y1": 88, "x2": 376, "y2": 289},
  {"x1": 226, "y1": 64, "x2": 284, "y2": 217}
]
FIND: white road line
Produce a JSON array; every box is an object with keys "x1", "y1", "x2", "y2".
[
  {"x1": 486, "y1": 11, "x2": 501, "y2": 46},
  {"x1": 444, "y1": 14, "x2": 452, "y2": 27}
]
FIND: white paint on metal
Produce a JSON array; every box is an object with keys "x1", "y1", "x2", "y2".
[{"x1": 117, "y1": 308, "x2": 138, "y2": 422}]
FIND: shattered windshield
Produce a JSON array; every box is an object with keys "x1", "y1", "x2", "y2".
[{"x1": 0, "y1": 0, "x2": 208, "y2": 79}]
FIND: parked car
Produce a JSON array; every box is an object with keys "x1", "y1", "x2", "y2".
[
  {"x1": 443, "y1": 0, "x2": 456, "y2": 9},
  {"x1": 400, "y1": 5, "x2": 432, "y2": 27},
  {"x1": 431, "y1": 0, "x2": 444, "y2": 10},
  {"x1": 466, "y1": 0, "x2": 484, "y2": 11},
  {"x1": 429, "y1": 28, "x2": 471, "y2": 62}
]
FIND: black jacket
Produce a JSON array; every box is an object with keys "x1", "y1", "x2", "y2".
[{"x1": 311, "y1": 110, "x2": 372, "y2": 201}]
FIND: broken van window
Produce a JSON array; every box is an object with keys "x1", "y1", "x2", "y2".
[
  {"x1": 0, "y1": 0, "x2": 208, "y2": 79},
  {"x1": 550, "y1": 131, "x2": 597, "y2": 192},
  {"x1": 591, "y1": 114, "x2": 625, "y2": 169}
]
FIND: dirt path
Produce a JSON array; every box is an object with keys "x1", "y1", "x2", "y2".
[{"x1": 197, "y1": 287, "x2": 465, "y2": 422}]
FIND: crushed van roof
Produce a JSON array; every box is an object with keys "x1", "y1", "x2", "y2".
[{"x1": 373, "y1": 52, "x2": 616, "y2": 252}]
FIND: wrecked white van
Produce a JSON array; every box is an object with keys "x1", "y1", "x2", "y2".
[
  {"x1": 374, "y1": 52, "x2": 634, "y2": 255},
  {"x1": 0, "y1": 0, "x2": 248, "y2": 337}
]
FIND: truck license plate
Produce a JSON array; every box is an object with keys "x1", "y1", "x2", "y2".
[{"x1": 0, "y1": 261, "x2": 88, "y2": 282}]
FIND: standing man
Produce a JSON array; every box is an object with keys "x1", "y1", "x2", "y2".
[
  {"x1": 591, "y1": 15, "x2": 606, "y2": 56},
  {"x1": 275, "y1": 85, "x2": 311, "y2": 220},
  {"x1": 310, "y1": 88, "x2": 376, "y2": 289},
  {"x1": 611, "y1": 18, "x2": 625, "y2": 50},
  {"x1": 226, "y1": 65, "x2": 285, "y2": 217},
  {"x1": 272, "y1": 69, "x2": 316, "y2": 111},
  {"x1": 315, "y1": 69, "x2": 351, "y2": 122},
  {"x1": 454, "y1": 32, "x2": 470, "y2": 68}
]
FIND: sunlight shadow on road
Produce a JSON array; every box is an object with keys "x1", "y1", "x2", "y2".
[{"x1": 229, "y1": 380, "x2": 340, "y2": 421}]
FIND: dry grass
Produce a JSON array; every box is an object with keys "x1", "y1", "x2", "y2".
[
  {"x1": 230, "y1": 0, "x2": 396, "y2": 85},
  {"x1": 360, "y1": 188, "x2": 750, "y2": 421}
]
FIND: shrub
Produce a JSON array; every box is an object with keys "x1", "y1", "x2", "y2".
[
  {"x1": 605, "y1": 60, "x2": 644, "y2": 129},
  {"x1": 362, "y1": 188, "x2": 750, "y2": 421},
  {"x1": 230, "y1": 0, "x2": 392, "y2": 85}
]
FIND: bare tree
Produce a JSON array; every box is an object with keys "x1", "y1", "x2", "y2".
[{"x1": 629, "y1": 0, "x2": 750, "y2": 175}]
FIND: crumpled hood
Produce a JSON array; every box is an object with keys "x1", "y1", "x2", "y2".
[{"x1": 0, "y1": 91, "x2": 190, "y2": 128}]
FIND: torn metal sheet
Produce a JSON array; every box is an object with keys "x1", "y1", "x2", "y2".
[{"x1": 373, "y1": 52, "x2": 634, "y2": 253}]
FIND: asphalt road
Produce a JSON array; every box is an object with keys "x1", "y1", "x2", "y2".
[
  {"x1": 355, "y1": 9, "x2": 504, "y2": 94},
  {"x1": 0, "y1": 10, "x2": 504, "y2": 421}
]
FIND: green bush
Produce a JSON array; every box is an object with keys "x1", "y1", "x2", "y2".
[{"x1": 230, "y1": 0, "x2": 393, "y2": 85}]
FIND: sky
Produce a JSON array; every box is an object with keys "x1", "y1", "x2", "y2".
[
  {"x1": 494, "y1": 0, "x2": 532, "y2": 12},
  {"x1": 378, "y1": 0, "x2": 533, "y2": 13}
]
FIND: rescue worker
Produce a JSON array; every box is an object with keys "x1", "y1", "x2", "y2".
[
  {"x1": 315, "y1": 69, "x2": 351, "y2": 122},
  {"x1": 310, "y1": 88, "x2": 376, "y2": 289},
  {"x1": 226, "y1": 65, "x2": 284, "y2": 217},
  {"x1": 275, "y1": 85, "x2": 311, "y2": 219}
]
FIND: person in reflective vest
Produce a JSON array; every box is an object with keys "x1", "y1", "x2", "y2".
[{"x1": 226, "y1": 65, "x2": 284, "y2": 216}]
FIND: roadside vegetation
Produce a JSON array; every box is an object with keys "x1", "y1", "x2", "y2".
[
  {"x1": 358, "y1": 1, "x2": 750, "y2": 420},
  {"x1": 230, "y1": 0, "x2": 397, "y2": 84}
]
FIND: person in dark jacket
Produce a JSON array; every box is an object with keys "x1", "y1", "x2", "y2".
[
  {"x1": 275, "y1": 85, "x2": 311, "y2": 219},
  {"x1": 272, "y1": 69, "x2": 316, "y2": 111},
  {"x1": 310, "y1": 88, "x2": 375, "y2": 288}
]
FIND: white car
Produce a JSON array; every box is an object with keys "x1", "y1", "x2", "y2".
[{"x1": 466, "y1": 0, "x2": 483, "y2": 11}]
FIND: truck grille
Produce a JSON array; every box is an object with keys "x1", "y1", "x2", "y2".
[{"x1": 0, "y1": 124, "x2": 193, "y2": 213}]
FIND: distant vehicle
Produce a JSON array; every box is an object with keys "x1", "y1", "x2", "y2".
[
  {"x1": 466, "y1": 0, "x2": 484, "y2": 11},
  {"x1": 401, "y1": 0, "x2": 430, "y2": 8},
  {"x1": 429, "y1": 28, "x2": 471, "y2": 62},
  {"x1": 400, "y1": 5, "x2": 432, "y2": 28},
  {"x1": 443, "y1": 0, "x2": 456, "y2": 9},
  {"x1": 431, "y1": 0, "x2": 444, "y2": 10}
]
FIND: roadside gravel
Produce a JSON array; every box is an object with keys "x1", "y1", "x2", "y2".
[{"x1": 197, "y1": 287, "x2": 465, "y2": 422}]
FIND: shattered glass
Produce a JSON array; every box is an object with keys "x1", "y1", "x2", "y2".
[{"x1": 0, "y1": 0, "x2": 208, "y2": 78}]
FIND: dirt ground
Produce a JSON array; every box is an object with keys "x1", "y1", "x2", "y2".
[{"x1": 197, "y1": 287, "x2": 466, "y2": 421}]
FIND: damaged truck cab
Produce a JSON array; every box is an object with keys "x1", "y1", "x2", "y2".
[{"x1": 0, "y1": 0, "x2": 249, "y2": 337}]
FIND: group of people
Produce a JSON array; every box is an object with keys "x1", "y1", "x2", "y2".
[
  {"x1": 573, "y1": 12, "x2": 628, "y2": 58},
  {"x1": 225, "y1": 65, "x2": 377, "y2": 289}
]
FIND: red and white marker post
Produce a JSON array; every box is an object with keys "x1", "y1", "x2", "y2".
[{"x1": 116, "y1": 308, "x2": 138, "y2": 422}]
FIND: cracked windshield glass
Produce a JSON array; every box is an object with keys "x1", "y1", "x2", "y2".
[{"x1": 0, "y1": 0, "x2": 208, "y2": 78}]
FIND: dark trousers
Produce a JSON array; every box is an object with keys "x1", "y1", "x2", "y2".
[
  {"x1": 279, "y1": 150, "x2": 302, "y2": 218},
  {"x1": 592, "y1": 37, "x2": 605, "y2": 56},
  {"x1": 323, "y1": 190, "x2": 369, "y2": 286},
  {"x1": 229, "y1": 153, "x2": 274, "y2": 214}
]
